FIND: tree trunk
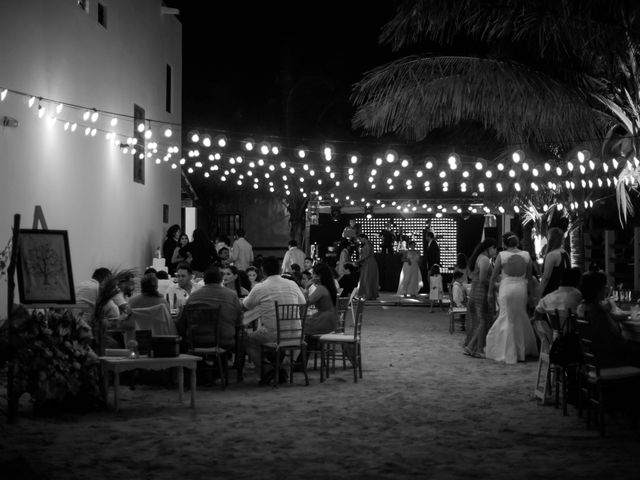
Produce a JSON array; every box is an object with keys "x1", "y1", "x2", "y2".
[
  {"x1": 569, "y1": 212, "x2": 586, "y2": 269},
  {"x1": 284, "y1": 193, "x2": 309, "y2": 247}
]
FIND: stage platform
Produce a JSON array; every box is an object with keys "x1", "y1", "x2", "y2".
[{"x1": 363, "y1": 291, "x2": 451, "y2": 308}]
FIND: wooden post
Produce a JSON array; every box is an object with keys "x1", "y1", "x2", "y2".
[{"x1": 6, "y1": 214, "x2": 21, "y2": 423}]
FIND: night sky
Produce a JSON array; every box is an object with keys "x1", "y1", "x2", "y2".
[{"x1": 166, "y1": 1, "x2": 396, "y2": 143}]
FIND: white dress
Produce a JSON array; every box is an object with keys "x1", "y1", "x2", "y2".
[{"x1": 485, "y1": 251, "x2": 538, "y2": 364}]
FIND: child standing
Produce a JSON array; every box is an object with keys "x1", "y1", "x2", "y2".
[
  {"x1": 429, "y1": 264, "x2": 444, "y2": 312},
  {"x1": 451, "y1": 270, "x2": 468, "y2": 308}
]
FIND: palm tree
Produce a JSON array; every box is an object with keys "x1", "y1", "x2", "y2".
[{"x1": 352, "y1": 0, "x2": 640, "y2": 264}]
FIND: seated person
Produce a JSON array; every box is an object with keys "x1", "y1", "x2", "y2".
[
  {"x1": 451, "y1": 270, "x2": 468, "y2": 308},
  {"x1": 534, "y1": 266, "x2": 582, "y2": 333},
  {"x1": 289, "y1": 263, "x2": 304, "y2": 287},
  {"x1": 242, "y1": 256, "x2": 306, "y2": 382},
  {"x1": 129, "y1": 273, "x2": 170, "y2": 309},
  {"x1": 301, "y1": 270, "x2": 315, "y2": 296},
  {"x1": 303, "y1": 263, "x2": 338, "y2": 336},
  {"x1": 165, "y1": 262, "x2": 201, "y2": 310},
  {"x1": 578, "y1": 271, "x2": 640, "y2": 367},
  {"x1": 178, "y1": 266, "x2": 243, "y2": 353}
]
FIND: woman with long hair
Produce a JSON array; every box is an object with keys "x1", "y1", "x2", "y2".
[
  {"x1": 463, "y1": 238, "x2": 497, "y2": 358},
  {"x1": 304, "y1": 262, "x2": 338, "y2": 336},
  {"x1": 538, "y1": 227, "x2": 570, "y2": 297},
  {"x1": 184, "y1": 228, "x2": 218, "y2": 276},
  {"x1": 162, "y1": 224, "x2": 181, "y2": 275},
  {"x1": 336, "y1": 238, "x2": 351, "y2": 280},
  {"x1": 356, "y1": 234, "x2": 379, "y2": 300},
  {"x1": 485, "y1": 232, "x2": 538, "y2": 364},
  {"x1": 222, "y1": 265, "x2": 249, "y2": 298},
  {"x1": 129, "y1": 273, "x2": 169, "y2": 309},
  {"x1": 171, "y1": 233, "x2": 192, "y2": 273},
  {"x1": 454, "y1": 252, "x2": 470, "y2": 284},
  {"x1": 245, "y1": 266, "x2": 262, "y2": 289}
]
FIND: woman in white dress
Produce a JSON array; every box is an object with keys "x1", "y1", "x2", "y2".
[
  {"x1": 397, "y1": 241, "x2": 423, "y2": 297},
  {"x1": 485, "y1": 232, "x2": 538, "y2": 364}
]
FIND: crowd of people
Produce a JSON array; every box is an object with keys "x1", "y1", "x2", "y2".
[
  {"x1": 456, "y1": 228, "x2": 640, "y2": 368},
  {"x1": 77, "y1": 222, "x2": 640, "y2": 390},
  {"x1": 78, "y1": 224, "x2": 375, "y2": 385}
]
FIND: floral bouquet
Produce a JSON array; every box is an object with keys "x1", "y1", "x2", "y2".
[{"x1": 10, "y1": 307, "x2": 104, "y2": 414}]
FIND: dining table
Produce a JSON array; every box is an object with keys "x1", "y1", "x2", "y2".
[{"x1": 100, "y1": 352, "x2": 200, "y2": 411}]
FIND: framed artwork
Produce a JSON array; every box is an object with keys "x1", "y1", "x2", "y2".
[{"x1": 17, "y1": 229, "x2": 75, "y2": 304}]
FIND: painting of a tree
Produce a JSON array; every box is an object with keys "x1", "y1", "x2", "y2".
[
  {"x1": 17, "y1": 230, "x2": 75, "y2": 304},
  {"x1": 25, "y1": 243, "x2": 63, "y2": 286}
]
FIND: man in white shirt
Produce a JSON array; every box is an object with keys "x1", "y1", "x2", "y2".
[
  {"x1": 242, "y1": 256, "x2": 306, "y2": 378},
  {"x1": 281, "y1": 240, "x2": 306, "y2": 274},
  {"x1": 165, "y1": 262, "x2": 201, "y2": 310},
  {"x1": 230, "y1": 228, "x2": 254, "y2": 270}
]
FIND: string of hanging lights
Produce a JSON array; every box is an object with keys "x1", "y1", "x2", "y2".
[{"x1": 1, "y1": 84, "x2": 629, "y2": 215}]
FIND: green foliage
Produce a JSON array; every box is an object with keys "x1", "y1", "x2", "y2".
[{"x1": 8, "y1": 307, "x2": 103, "y2": 414}]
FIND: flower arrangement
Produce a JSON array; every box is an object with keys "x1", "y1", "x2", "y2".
[{"x1": 7, "y1": 305, "x2": 104, "y2": 414}]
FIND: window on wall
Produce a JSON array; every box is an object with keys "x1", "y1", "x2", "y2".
[
  {"x1": 98, "y1": 3, "x2": 107, "y2": 27},
  {"x1": 165, "y1": 65, "x2": 172, "y2": 113},
  {"x1": 133, "y1": 104, "x2": 145, "y2": 184},
  {"x1": 78, "y1": 0, "x2": 89, "y2": 13}
]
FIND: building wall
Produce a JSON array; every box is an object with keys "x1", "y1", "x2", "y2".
[{"x1": 0, "y1": 0, "x2": 182, "y2": 316}]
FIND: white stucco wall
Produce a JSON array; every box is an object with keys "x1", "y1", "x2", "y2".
[{"x1": 0, "y1": 0, "x2": 182, "y2": 316}]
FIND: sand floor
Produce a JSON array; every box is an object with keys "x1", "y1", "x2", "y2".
[{"x1": 1, "y1": 297, "x2": 640, "y2": 479}]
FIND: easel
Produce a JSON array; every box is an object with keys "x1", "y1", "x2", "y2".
[{"x1": 6, "y1": 206, "x2": 61, "y2": 422}]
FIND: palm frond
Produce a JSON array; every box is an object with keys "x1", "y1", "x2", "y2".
[
  {"x1": 352, "y1": 56, "x2": 607, "y2": 148},
  {"x1": 380, "y1": 0, "x2": 640, "y2": 63},
  {"x1": 617, "y1": 167, "x2": 638, "y2": 224}
]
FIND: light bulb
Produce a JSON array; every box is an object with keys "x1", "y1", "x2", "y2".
[
  {"x1": 90, "y1": 111, "x2": 99, "y2": 122},
  {"x1": 110, "y1": 117, "x2": 118, "y2": 127},
  {"x1": 56, "y1": 103, "x2": 63, "y2": 114},
  {"x1": 0, "y1": 89, "x2": 7, "y2": 101}
]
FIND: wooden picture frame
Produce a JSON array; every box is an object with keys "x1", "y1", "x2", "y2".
[{"x1": 17, "y1": 229, "x2": 75, "y2": 304}]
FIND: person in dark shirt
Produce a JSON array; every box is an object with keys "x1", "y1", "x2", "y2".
[
  {"x1": 338, "y1": 263, "x2": 358, "y2": 297},
  {"x1": 379, "y1": 221, "x2": 395, "y2": 254}
]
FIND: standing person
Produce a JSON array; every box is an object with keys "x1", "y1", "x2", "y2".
[
  {"x1": 454, "y1": 253, "x2": 470, "y2": 285},
  {"x1": 424, "y1": 231, "x2": 440, "y2": 271},
  {"x1": 464, "y1": 238, "x2": 498, "y2": 358},
  {"x1": 342, "y1": 218, "x2": 359, "y2": 242},
  {"x1": 428, "y1": 264, "x2": 444, "y2": 312},
  {"x1": 338, "y1": 263, "x2": 358, "y2": 298},
  {"x1": 242, "y1": 256, "x2": 306, "y2": 383},
  {"x1": 485, "y1": 232, "x2": 538, "y2": 364},
  {"x1": 281, "y1": 240, "x2": 306, "y2": 274},
  {"x1": 379, "y1": 221, "x2": 396, "y2": 254},
  {"x1": 162, "y1": 224, "x2": 181, "y2": 276},
  {"x1": 171, "y1": 233, "x2": 192, "y2": 272},
  {"x1": 230, "y1": 228, "x2": 254, "y2": 271},
  {"x1": 303, "y1": 263, "x2": 338, "y2": 336},
  {"x1": 336, "y1": 239, "x2": 351, "y2": 279},
  {"x1": 356, "y1": 234, "x2": 379, "y2": 300},
  {"x1": 397, "y1": 241, "x2": 423, "y2": 297},
  {"x1": 183, "y1": 228, "x2": 218, "y2": 277},
  {"x1": 538, "y1": 227, "x2": 570, "y2": 298}
]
